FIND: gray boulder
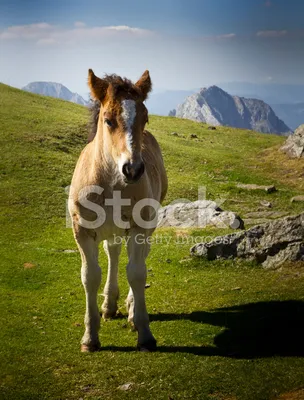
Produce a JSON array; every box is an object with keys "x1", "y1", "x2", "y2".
[
  {"x1": 280, "y1": 124, "x2": 304, "y2": 158},
  {"x1": 157, "y1": 200, "x2": 244, "y2": 229},
  {"x1": 190, "y1": 213, "x2": 304, "y2": 269}
]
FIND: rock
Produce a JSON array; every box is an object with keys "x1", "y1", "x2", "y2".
[
  {"x1": 281, "y1": 124, "x2": 304, "y2": 158},
  {"x1": 190, "y1": 213, "x2": 304, "y2": 269},
  {"x1": 208, "y1": 126, "x2": 217, "y2": 130},
  {"x1": 190, "y1": 134, "x2": 198, "y2": 139},
  {"x1": 157, "y1": 200, "x2": 244, "y2": 229},
  {"x1": 168, "y1": 109, "x2": 176, "y2": 117},
  {"x1": 236, "y1": 183, "x2": 277, "y2": 193},
  {"x1": 176, "y1": 86, "x2": 291, "y2": 135},
  {"x1": 260, "y1": 200, "x2": 272, "y2": 208},
  {"x1": 291, "y1": 195, "x2": 304, "y2": 203},
  {"x1": 118, "y1": 383, "x2": 133, "y2": 391},
  {"x1": 171, "y1": 132, "x2": 179, "y2": 136}
]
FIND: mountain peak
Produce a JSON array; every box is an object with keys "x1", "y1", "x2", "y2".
[
  {"x1": 176, "y1": 86, "x2": 291, "y2": 135},
  {"x1": 22, "y1": 82, "x2": 88, "y2": 106}
]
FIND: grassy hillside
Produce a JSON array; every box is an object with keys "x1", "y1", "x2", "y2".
[{"x1": 0, "y1": 83, "x2": 304, "y2": 400}]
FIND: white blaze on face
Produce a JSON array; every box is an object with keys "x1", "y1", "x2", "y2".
[{"x1": 121, "y1": 99, "x2": 136, "y2": 154}]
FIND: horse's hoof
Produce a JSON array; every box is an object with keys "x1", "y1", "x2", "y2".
[
  {"x1": 128, "y1": 319, "x2": 137, "y2": 332},
  {"x1": 102, "y1": 310, "x2": 117, "y2": 320},
  {"x1": 81, "y1": 343, "x2": 100, "y2": 353},
  {"x1": 137, "y1": 338, "x2": 157, "y2": 352}
]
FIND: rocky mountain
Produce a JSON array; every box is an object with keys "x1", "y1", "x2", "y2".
[
  {"x1": 22, "y1": 82, "x2": 88, "y2": 106},
  {"x1": 176, "y1": 86, "x2": 291, "y2": 135}
]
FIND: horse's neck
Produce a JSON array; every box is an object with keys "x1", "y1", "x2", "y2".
[{"x1": 91, "y1": 128, "x2": 120, "y2": 186}]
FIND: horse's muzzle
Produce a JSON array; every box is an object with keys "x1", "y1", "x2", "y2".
[{"x1": 122, "y1": 161, "x2": 145, "y2": 184}]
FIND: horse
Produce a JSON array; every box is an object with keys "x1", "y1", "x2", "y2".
[{"x1": 68, "y1": 69, "x2": 167, "y2": 352}]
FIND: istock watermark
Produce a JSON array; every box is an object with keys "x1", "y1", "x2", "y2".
[
  {"x1": 111, "y1": 233, "x2": 235, "y2": 246},
  {"x1": 65, "y1": 185, "x2": 240, "y2": 230}
]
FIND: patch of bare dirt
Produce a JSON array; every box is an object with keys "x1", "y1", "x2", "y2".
[{"x1": 275, "y1": 388, "x2": 304, "y2": 400}]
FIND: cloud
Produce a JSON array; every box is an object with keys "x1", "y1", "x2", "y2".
[
  {"x1": 201, "y1": 33, "x2": 237, "y2": 41},
  {"x1": 0, "y1": 23, "x2": 53, "y2": 40},
  {"x1": 256, "y1": 30, "x2": 288, "y2": 38},
  {"x1": 74, "y1": 21, "x2": 86, "y2": 28},
  {"x1": 216, "y1": 33, "x2": 236, "y2": 39},
  {"x1": 0, "y1": 23, "x2": 154, "y2": 45}
]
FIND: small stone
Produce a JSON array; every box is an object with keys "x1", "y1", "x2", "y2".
[
  {"x1": 231, "y1": 287, "x2": 242, "y2": 291},
  {"x1": 118, "y1": 382, "x2": 133, "y2": 391},
  {"x1": 171, "y1": 132, "x2": 179, "y2": 136},
  {"x1": 145, "y1": 284, "x2": 151, "y2": 288},
  {"x1": 291, "y1": 195, "x2": 304, "y2": 203},
  {"x1": 179, "y1": 258, "x2": 191, "y2": 264},
  {"x1": 208, "y1": 126, "x2": 217, "y2": 130},
  {"x1": 166, "y1": 259, "x2": 172, "y2": 263},
  {"x1": 190, "y1": 134, "x2": 198, "y2": 139},
  {"x1": 236, "y1": 183, "x2": 277, "y2": 193},
  {"x1": 260, "y1": 200, "x2": 272, "y2": 208}
]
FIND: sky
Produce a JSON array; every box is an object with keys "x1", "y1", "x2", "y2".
[{"x1": 0, "y1": 0, "x2": 304, "y2": 96}]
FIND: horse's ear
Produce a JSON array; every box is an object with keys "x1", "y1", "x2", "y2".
[
  {"x1": 135, "y1": 70, "x2": 152, "y2": 100},
  {"x1": 88, "y1": 69, "x2": 109, "y2": 102}
]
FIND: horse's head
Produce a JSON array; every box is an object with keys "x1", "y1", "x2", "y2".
[{"x1": 88, "y1": 69, "x2": 152, "y2": 184}]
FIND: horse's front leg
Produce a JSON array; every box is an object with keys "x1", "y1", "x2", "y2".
[
  {"x1": 102, "y1": 240, "x2": 121, "y2": 319},
  {"x1": 76, "y1": 230, "x2": 101, "y2": 352},
  {"x1": 126, "y1": 231, "x2": 156, "y2": 351}
]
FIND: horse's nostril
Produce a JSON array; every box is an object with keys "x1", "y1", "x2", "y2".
[
  {"x1": 122, "y1": 163, "x2": 130, "y2": 177},
  {"x1": 138, "y1": 162, "x2": 145, "y2": 176},
  {"x1": 122, "y1": 161, "x2": 145, "y2": 182}
]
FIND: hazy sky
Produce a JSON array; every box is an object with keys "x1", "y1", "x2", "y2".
[{"x1": 0, "y1": 0, "x2": 303, "y2": 96}]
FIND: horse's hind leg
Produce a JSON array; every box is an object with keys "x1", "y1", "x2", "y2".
[
  {"x1": 76, "y1": 230, "x2": 101, "y2": 352},
  {"x1": 102, "y1": 240, "x2": 121, "y2": 319}
]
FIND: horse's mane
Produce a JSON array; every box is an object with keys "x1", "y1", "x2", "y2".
[
  {"x1": 88, "y1": 99, "x2": 101, "y2": 143},
  {"x1": 87, "y1": 74, "x2": 142, "y2": 143}
]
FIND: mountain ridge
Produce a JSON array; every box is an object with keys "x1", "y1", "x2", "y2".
[
  {"x1": 22, "y1": 81, "x2": 88, "y2": 106},
  {"x1": 175, "y1": 85, "x2": 291, "y2": 135}
]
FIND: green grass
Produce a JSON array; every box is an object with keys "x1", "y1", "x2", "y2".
[{"x1": 0, "y1": 83, "x2": 304, "y2": 400}]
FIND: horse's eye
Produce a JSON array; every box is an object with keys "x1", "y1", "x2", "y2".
[{"x1": 104, "y1": 118, "x2": 113, "y2": 127}]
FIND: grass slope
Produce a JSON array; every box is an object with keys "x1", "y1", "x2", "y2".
[{"x1": 0, "y1": 83, "x2": 304, "y2": 400}]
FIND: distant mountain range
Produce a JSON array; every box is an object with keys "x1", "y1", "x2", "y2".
[
  {"x1": 146, "y1": 82, "x2": 304, "y2": 131},
  {"x1": 175, "y1": 86, "x2": 291, "y2": 135},
  {"x1": 21, "y1": 80, "x2": 303, "y2": 133},
  {"x1": 22, "y1": 82, "x2": 88, "y2": 106}
]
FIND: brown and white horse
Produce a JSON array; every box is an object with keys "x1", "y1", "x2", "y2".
[{"x1": 69, "y1": 69, "x2": 167, "y2": 352}]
